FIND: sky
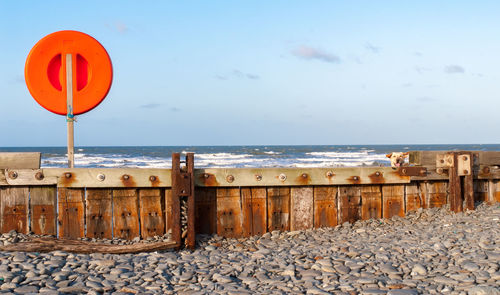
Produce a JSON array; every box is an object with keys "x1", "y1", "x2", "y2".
[{"x1": 1, "y1": 1, "x2": 499, "y2": 146}]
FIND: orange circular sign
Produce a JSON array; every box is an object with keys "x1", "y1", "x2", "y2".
[{"x1": 25, "y1": 30, "x2": 113, "y2": 115}]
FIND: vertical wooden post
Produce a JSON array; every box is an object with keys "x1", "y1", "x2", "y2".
[
  {"x1": 171, "y1": 153, "x2": 181, "y2": 246},
  {"x1": 185, "y1": 153, "x2": 195, "y2": 249},
  {"x1": 462, "y1": 152, "x2": 474, "y2": 211},
  {"x1": 66, "y1": 53, "x2": 75, "y2": 168},
  {"x1": 448, "y1": 152, "x2": 461, "y2": 212}
]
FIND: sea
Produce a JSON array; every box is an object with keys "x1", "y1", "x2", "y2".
[{"x1": 1, "y1": 144, "x2": 499, "y2": 169}]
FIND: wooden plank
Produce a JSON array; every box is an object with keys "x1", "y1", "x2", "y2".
[
  {"x1": 0, "y1": 187, "x2": 29, "y2": 234},
  {"x1": 0, "y1": 152, "x2": 41, "y2": 169},
  {"x1": 405, "y1": 183, "x2": 423, "y2": 212},
  {"x1": 58, "y1": 188, "x2": 85, "y2": 238},
  {"x1": 360, "y1": 186, "x2": 382, "y2": 220},
  {"x1": 448, "y1": 153, "x2": 462, "y2": 212},
  {"x1": 463, "y1": 174, "x2": 474, "y2": 211},
  {"x1": 314, "y1": 186, "x2": 337, "y2": 228},
  {"x1": 267, "y1": 187, "x2": 290, "y2": 232},
  {"x1": 86, "y1": 189, "x2": 112, "y2": 239},
  {"x1": 30, "y1": 186, "x2": 56, "y2": 236},
  {"x1": 216, "y1": 188, "x2": 242, "y2": 238},
  {"x1": 493, "y1": 181, "x2": 500, "y2": 203},
  {"x1": 164, "y1": 189, "x2": 173, "y2": 234},
  {"x1": 474, "y1": 180, "x2": 488, "y2": 203},
  {"x1": 139, "y1": 189, "x2": 164, "y2": 239},
  {"x1": 112, "y1": 189, "x2": 139, "y2": 240},
  {"x1": 3, "y1": 169, "x2": 57, "y2": 186},
  {"x1": 195, "y1": 188, "x2": 217, "y2": 234},
  {"x1": 420, "y1": 181, "x2": 448, "y2": 208},
  {"x1": 290, "y1": 187, "x2": 313, "y2": 231},
  {"x1": 196, "y1": 167, "x2": 410, "y2": 187},
  {"x1": 382, "y1": 185, "x2": 405, "y2": 219},
  {"x1": 250, "y1": 188, "x2": 267, "y2": 236},
  {"x1": 338, "y1": 186, "x2": 361, "y2": 224},
  {"x1": 240, "y1": 188, "x2": 253, "y2": 237}
]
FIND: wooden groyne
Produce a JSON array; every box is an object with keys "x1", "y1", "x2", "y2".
[{"x1": 1, "y1": 151, "x2": 499, "y2": 250}]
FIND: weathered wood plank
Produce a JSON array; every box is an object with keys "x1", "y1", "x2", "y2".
[
  {"x1": 338, "y1": 186, "x2": 361, "y2": 224},
  {"x1": 139, "y1": 189, "x2": 164, "y2": 239},
  {"x1": 405, "y1": 183, "x2": 423, "y2": 212},
  {"x1": 0, "y1": 187, "x2": 29, "y2": 234},
  {"x1": 164, "y1": 189, "x2": 173, "y2": 234},
  {"x1": 30, "y1": 186, "x2": 56, "y2": 236},
  {"x1": 240, "y1": 188, "x2": 253, "y2": 237},
  {"x1": 313, "y1": 186, "x2": 338, "y2": 228},
  {"x1": 420, "y1": 181, "x2": 448, "y2": 208},
  {"x1": 112, "y1": 189, "x2": 139, "y2": 240},
  {"x1": 86, "y1": 189, "x2": 112, "y2": 239},
  {"x1": 464, "y1": 174, "x2": 474, "y2": 211},
  {"x1": 382, "y1": 185, "x2": 405, "y2": 219},
  {"x1": 250, "y1": 188, "x2": 267, "y2": 236},
  {"x1": 58, "y1": 188, "x2": 85, "y2": 238},
  {"x1": 360, "y1": 186, "x2": 382, "y2": 220},
  {"x1": 216, "y1": 188, "x2": 242, "y2": 238},
  {"x1": 0, "y1": 152, "x2": 41, "y2": 169},
  {"x1": 474, "y1": 180, "x2": 488, "y2": 203},
  {"x1": 195, "y1": 188, "x2": 217, "y2": 234},
  {"x1": 196, "y1": 167, "x2": 410, "y2": 187},
  {"x1": 267, "y1": 187, "x2": 290, "y2": 232},
  {"x1": 290, "y1": 187, "x2": 313, "y2": 231}
]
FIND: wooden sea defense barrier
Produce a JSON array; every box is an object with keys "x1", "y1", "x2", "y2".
[{"x1": 0, "y1": 151, "x2": 500, "y2": 247}]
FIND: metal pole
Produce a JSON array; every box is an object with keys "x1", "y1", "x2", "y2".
[{"x1": 66, "y1": 53, "x2": 74, "y2": 168}]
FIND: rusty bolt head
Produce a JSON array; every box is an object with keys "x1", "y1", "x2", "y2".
[
  {"x1": 301, "y1": 173, "x2": 308, "y2": 179},
  {"x1": 463, "y1": 170, "x2": 469, "y2": 175},
  {"x1": 97, "y1": 174, "x2": 105, "y2": 181},
  {"x1": 35, "y1": 172, "x2": 44, "y2": 180},
  {"x1": 149, "y1": 175, "x2": 157, "y2": 182},
  {"x1": 402, "y1": 168, "x2": 407, "y2": 174},
  {"x1": 420, "y1": 169, "x2": 426, "y2": 176},
  {"x1": 122, "y1": 174, "x2": 130, "y2": 181},
  {"x1": 279, "y1": 173, "x2": 287, "y2": 182},
  {"x1": 226, "y1": 175, "x2": 235, "y2": 183},
  {"x1": 440, "y1": 159, "x2": 445, "y2": 164},
  {"x1": 353, "y1": 176, "x2": 359, "y2": 181},
  {"x1": 64, "y1": 172, "x2": 72, "y2": 179},
  {"x1": 483, "y1": 167, "x2": 491, "y2": 174},
  {"x1": 255, "y1": 174, "x2": 262, "y2": 181},
  {"x1": 375, "y1": 171, "x2": 381, "y2": 177},
  {"x1": 463, "y1": 156, "x2": 468, "y2": 161},
  {"x1": 326, "y1": 171, "x2": 334, "y2": 178},
  {"x1": 203, "y1": 173, "x2": 210, "y2": 179},
  {"x1": 437, "y1": 168, "x2": 444, "y2": 174},
  {"x1": 8, "y1": 171, "x2": 18, "y2": 179}
]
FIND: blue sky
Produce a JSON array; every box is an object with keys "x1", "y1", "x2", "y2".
[{"x1": 1, "y1": 1, "x2": 499, "y2": 146}]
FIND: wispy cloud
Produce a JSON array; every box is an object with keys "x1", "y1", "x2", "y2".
[
  {"x1": 364, "y1": 42, "x2": 380, "y2": 53},
  {"x1": 106, "y1": 21, "x2": 129, "y2": 33},
  {"x1": 216, "y1": 70, "x2": 260, "y2": 81},
  {"x1": 139, "y1": 103, "x2": 161, "y2": 109},
  {"x1": 292, "y1": 46, "x2": 340, "y2": 63},
  {"x1": 444, "y1": 65, "x2": 465, "y2": 74},
  {"x1": 415, "y1": 66, "x2": 431, "y2": 74},
  {"x1": 170, "y1": 107, "x2": 181, "y2": 112}
]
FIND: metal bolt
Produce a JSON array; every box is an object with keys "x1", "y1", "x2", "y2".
[
  {"x1": 483, "y1": 167, "x2": 490, "y2": 173},
  {"x1": 301, "y1": 173, "x2": 308, "y2": 179},
  {"x1": 375, "y1": 171, "x2": 381, "y2": 176},
  {"x1": 65, "y1": 172, "x2": 72, "y2": 179},
  {"x1": 149, "y1": 175, "x2": 157, "y2": 182},
  {"x1": 255, "y1": 174, "x2": 262, "y2": 181},
  {"x1": 97, "y1": 174, "x2": 105, "y2": 181},
  {"x1": 122, "y1": 174, "x2": 129, "y2": 180},
  {"x1": 463, "y1": 156, "x2": 468, "y2": 161},
  {"x1": 353, "y1": 176, "x2": 359, "y2": 181},
  {"x1": 203, "y1": 173, "x2": 209, "y2": 179},
  {"x1": 226, "y1": 175, "x2": 234, "y2": 183},
  {"x1": 402, "y1": 169, "x2": 407, "y2": 174},
  {"x1": 420, "y1": 169, "x2": 426, "y2": 176},
  {"x1": 279, "y1": 173, "x2": 287, "y2": 182},
  {"x1": 463, "y1": 170, "x2": 468, "y2": 175},
  {"x1": 326, "y1": 171, "x2": 334, "y2": 178},
  {"x1": 440, "y1": 159, "x2": 445, "y2": 164},
  {"x1": 436, "y1": 168, "x2": 444, "y2": 174},
  {"x1": 35, "y1": 172, "x2": 44, "y2": 180},
  {"x1": 8, "y1": 171, "x2": 18, "y2": 179}
]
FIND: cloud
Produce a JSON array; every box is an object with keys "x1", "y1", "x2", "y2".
[
  {"x1": 106, "y1": 21, "x2": 129, "y2": 33},
  {"x1": 216, "y1": 70, "x2": 260, "y2": 81},
  {"x1": 170, "y1": 107, "x2": 181, "y2": 112},
  {"x1": 415, "y1": 66, "x2": 431, "y2": 74},
  {"x1": 292, "y1": 46, "x2": 340, "y2": 63},
  {"x1": 444, "y1": 65, "x2": 465, "y2": 74},
  {"x1": 364, "y1": 42, "x2": 380, "y2": 53},
  {"x1": 416, "y1": 96, "x2": 437, "y2": 102},
  {"x1": 414, "y1": 52, "x2": 423, "y2": 57},
  {"x1": 139, "y1": 103, "x2": 161, "y2": 109}
]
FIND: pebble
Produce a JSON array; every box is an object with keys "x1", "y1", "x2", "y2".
[{"x1": 0, "y1": 203, "x2": 497, "y2": 294}]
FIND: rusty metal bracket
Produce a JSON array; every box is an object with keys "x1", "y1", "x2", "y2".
[
  {"x1": 171, "y1": 153, "x2": 195, "y2": 249},
  {"x1": 397, "y1": 167, "x2": 427, "y2": 177}
]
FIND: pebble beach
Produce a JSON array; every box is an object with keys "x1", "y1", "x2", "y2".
[{"x1": 0, "y1": 204, "x2": 499, "y2": 295}]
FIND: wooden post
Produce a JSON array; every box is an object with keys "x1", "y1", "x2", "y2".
[
  {"x1": 66, "y1": 53, "x2": 75, "y2": 168},
  {"x1": 448, "y1": 153, "x2": 461, "y2": 212}
]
